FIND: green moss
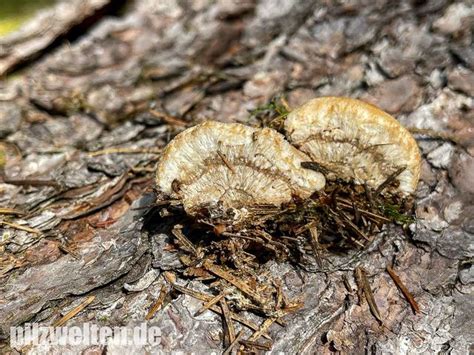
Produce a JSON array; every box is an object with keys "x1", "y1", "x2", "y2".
[
  {"x1": 0, "y1": 0, "x2": 57, "y2": 36},
  {"x1": 379, "y1": 203, "x2": 415, "y2": 224},
  {"x1": 249, "y1": 97, "x2": 290, "y2": 119}
]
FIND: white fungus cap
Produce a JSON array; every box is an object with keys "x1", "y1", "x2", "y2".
[
  {"x1": 284, "y1": 97, "x2": 421, "y2": 196},
  {"x1": 156, "y1": 121, "x2": 325, "y2": 215}
]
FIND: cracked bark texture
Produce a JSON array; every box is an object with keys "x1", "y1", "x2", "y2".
[{"x1": 0, "y1": 0, "x2": 473, "y2": 353}]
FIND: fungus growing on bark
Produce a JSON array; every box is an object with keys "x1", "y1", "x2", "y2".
[
  {"x1": 156, "y1": 121, "x2": 325, "y2": 215},
  {"x1": 284, "y1": 97, "x2": 421, "y2": 196}
]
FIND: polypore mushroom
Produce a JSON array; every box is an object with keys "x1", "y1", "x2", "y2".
[
  {"x1": 156, "y1": 121, "x2": 325, "y2": 215},
  {"x1": 284, "y1": 97, "x2": 421, "y2": 196}
]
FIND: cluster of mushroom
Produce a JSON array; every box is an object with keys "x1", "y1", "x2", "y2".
[{"x1": 156, "y1": 97, "x2": 421, "y2": 221}]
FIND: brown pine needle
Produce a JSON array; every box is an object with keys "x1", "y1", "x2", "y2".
[
  {"x1": 203, "y1": 260, "x2": 265, "y2": 306},
  {"x1": 0, "y1": 208, "x2": 25, "y2": 216},
  {"x1": 145, "y1": 284, "x2": 169, "y2": 320},
  {"x1": 53, "y1": 295, "x2": 95, "y2": 327},
  {"x1": 355, "y1": 267, "x2": 383, "y2": 324},
  {"x1": 149, "y1": 109, "x2": 188, "y2": 126},
  {"x1": 309, "y1": 226, "x2": 323, "y2": 268},
  {"x1": 194, "y1": 291, "x2": 227, "y2": 317},
  {"x1": 0, "y1": 221, "x2": 41, "y2": 234},
  {"x1": 223, "y1": 330, "x2": 244, "y2": 355},
  {"x1": 172, "y1": 225, "x2": 202, "y2": 257},
  {"x1": 386, "y1": 265, "x2": 420, "y2": 314},
  {"x1": 88, "y1": 147, "x2": 161, "y2": 157},
  {"x1": 248, "y1": 317, "x2": 276, "y2": 342},
  {"x1": 240, "y1": 339, "x2": 273, "y2": 351},
  {"x1": 164, "y1": 275, "x2": 271, "y2": 339},
  {"x1": 217, "y1": 151, "x2": 235, "y2": 173},
  {"x1": 220, "y1": 298, "x2": 236, "y2": 347}
]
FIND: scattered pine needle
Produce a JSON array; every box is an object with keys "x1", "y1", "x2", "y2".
[
  {"x1": 149, "y1": 109, "x2": 188, "y2": 127},
  {"x1": 220, "y1": 298, "x2": 236, "y2": 347},
  {"x1": 0, "y1": 208, "x2": 25, "y2": 216},
  {"x1": 194, "y1": 291, "x2": 227, "y2": 317},
  {"x1": 88, "y1": 147, "x2": 162, "y2": 157},
  {"x1": 0, "y1": 221, "x2": 41, "y2": 234},
  {"x1": 355, "y1": 267, "x2": 383, "y2": 324},
  {"x1": 223, "y1": 330, "x2": 244, "y2": 355},
  {"x1": 145, "y1": 284, "x2": 169, "y2": 320},
  {"x1": 386, "y1": 265, "x2": 420, "y2": 314},
  {"x1": 53, "y1": 295, "x2": 95, "y2": 327}
]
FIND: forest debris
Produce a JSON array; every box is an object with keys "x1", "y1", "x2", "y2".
[
  {"x1": 220, "y1": 298, "x2": 236, "y2": 347},
  {"x1": 355, "y1": 267, "x2": 383, "y2": 324},
  {"x1": 88, "y1": 147, "x2": 162, "y2": 157},
  {"x1": 223, "y1": 330, "x2": 244, "y2": 355},
  {"x1": 171, "y1": 224, "x2": 202, "y2": 258},
  {"x1": 203, "y1": 260, "x2": 265, "y2": 307},
  {"x1": 248, "y1": 317, "x2": 276, "y2": 341},
  {"x1": 165, "y1": 277, "x2": 271, "y2": 338},
  {"x1": 149, "y1": 109, "x2": 188, "y2": 127},
  {"x1": 53, "y1": 295, "x2": 95, "y2": 327},
  {"x1": 240, "y1": 339, "x2": 273, "y2": 351},
  {"x1": 2, "y1": 177, "x2": 60, "y2": 189},
  {"x1": 194, "y1": 291, "x2": 228, "y2": 317},
  {"x1": 0, "y1": 221, "x2": 41, "y2": 234},
  {"x1": 386, "y1": 265, "x2": 420, "y2": 314},
  {"x1": 58, "y1": 244, "x2": 81, "y2": 260},
  {"x1": 309, "y1": 225, "x2": 323, "y2": 268},
  {"x1": 0, "y1": 208, "x2": 25, "y2": 216},
  {"x1": 145, "y1": 284, "x2": 169, "y2": 320}
]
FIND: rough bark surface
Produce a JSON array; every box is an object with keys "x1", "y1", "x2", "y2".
[{"x1": 0, "y1": 0, "x2": 473, "y2": 354}]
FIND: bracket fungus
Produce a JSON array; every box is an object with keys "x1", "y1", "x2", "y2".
[
  {"x1": 284, "y1": 97, "x2": 421, "y2": 196},
  {"x1": 156, "y1": 121, "x2": 325, "y2": 215}
]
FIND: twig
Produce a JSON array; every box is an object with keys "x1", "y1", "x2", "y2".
[
  {"x1": 248, "y1": 317, "x2": 276, "y2": 341},
  {"x1": 164, "y1": 276, "x2": 270, "y2": 339},
  {"x1": 149, "y1": 109, "x2": 188, "y2": 126}
]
